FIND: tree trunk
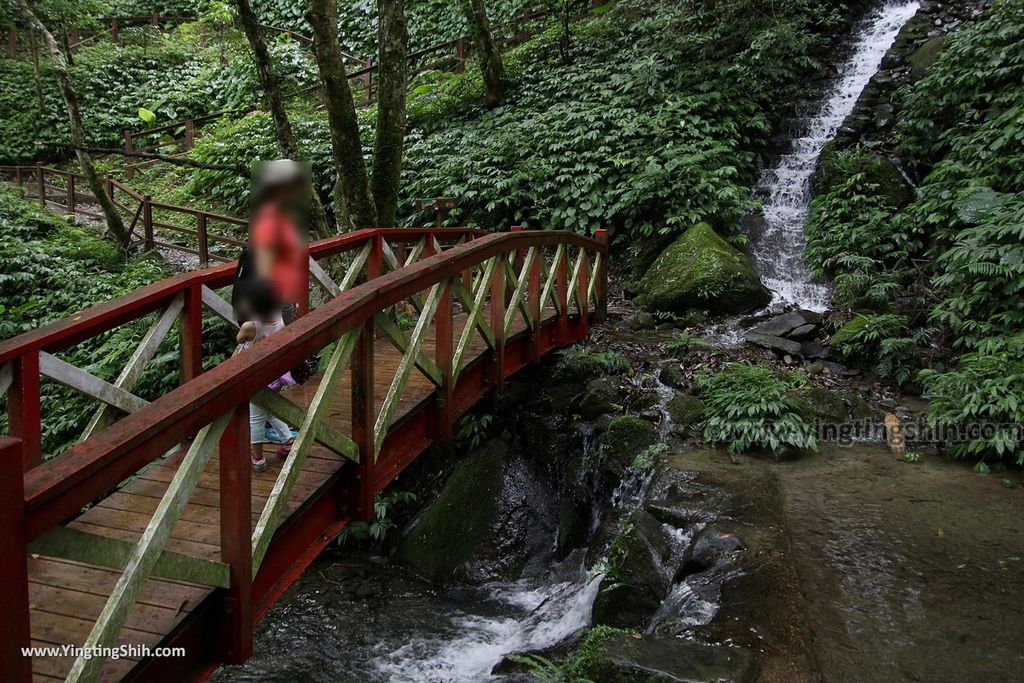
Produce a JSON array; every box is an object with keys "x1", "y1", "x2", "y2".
[
  {"x1": 28, "y1": 27, "x2": 44, "y2": 114},
  {"x1": 15, "y1": 1, "x2": 131, "y2": 252},
  {"x1": 459, "y1": 0, "x2": 504, "y2": 107},
  {"x1": 371, "y1": 0, "x2": 409, "y2": 228},
  {"x1": 306, "y1": 0, "x2": 378, "y2": 230},
  {"x1": 233, "y1": 0, "x2": 333, "y2": 237}
]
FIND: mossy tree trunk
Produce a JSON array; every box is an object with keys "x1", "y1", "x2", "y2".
[
  {"x1": 459, "y1": 0, "x2": 505, "y2": 108},
  {"x1": 233, "y1": 0, "x2": 332, "y2": 237},
  {"x1": 371, "y1": 0, "x2": 409, "y2": 228},
  {"x1": 27, "y1": 27, "x2": 44, "y2": 114},
  {"x1": 306, "y1": 0, "x2": 378, "y2": 230},
  {"x1": 14, "y1": 0, "x2": 131, "y2": 252}
]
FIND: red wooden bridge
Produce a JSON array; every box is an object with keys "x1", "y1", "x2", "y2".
[{"x1": 0, "y1": 226, "x2": 608, "y2": 682}]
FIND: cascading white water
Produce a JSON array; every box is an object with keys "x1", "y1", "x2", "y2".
[{"x1": 748, "y1": 1, "x2": 920, "y2": 312}]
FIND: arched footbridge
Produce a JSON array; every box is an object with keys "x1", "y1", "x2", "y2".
[{"x1": 0, "y1": 226, "x2": 608, "y2": 682}]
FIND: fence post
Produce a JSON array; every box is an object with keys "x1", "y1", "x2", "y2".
[
  {"x1": 197, "y1": 213, "x2": 209, "y2": 267},
  {"x1": 151, "y1": 13, "x2": 159, "y2": 27},
  {"x1": 66, "y1": 174, "x2": 75, "y2": 215},
  {"x1": 363, "y1": 58, "x2": 374, "y2": 103},
  {"x1": 0, "y1": 438, "x2": 31, "y2": 683},
  {"x1": 8, "y1": 352, "x2": 42, "y2": 469},
  {"x1": 7, "y1": 31, "x2": 15, "y2": 59},
  {"x1": 594, "y1": 229, "x2": 609, "y2": 322},
  {"x1": 490, "y1": 255, "x2": 506, "y2": 389},
  {"x1": 528, "y1": 250, "x2": 541, "y2": 362},
  {"x1": 219, "y1": 404, "x2": 253, "y2": 663},
  {"x1": 70, "y1": 27, "x2": 79, "y2": 52},
  {"x1": 111, "y1": 18, "x2": 119, "y2": 44},
  {"x1": 454, "y1": 37, "x2": 466, "y2": 73},
  {"x1": 180, "y1": 284, "x2": 203, "y2": 383},
  {"x1": 143, "y1": 195, "x2": 154, "y2": 250},
  {"x1": 104, "y1": 173, "x2": 115, "y2": 204},
  {"x1": 578, "y1": 250, "x2": 590, "y2": 339},
  {"x1": 35, "y1": 162, "x2": 44, "y2": 207},
  {"x1": 350, "y1": 237, "x2": 381, "y2": 521},
  {"x1": 433, "y1": 276, "x2": 454, "y2": 442},
  {"x1": 184, "y1": 119, "x2": 194, "y2": 150},
  {"x1": 14, "y1": 165, "x2": 22, "y2": 186},
  {"x1": 124, "y1": 129, "x2": 135, "y2": 180}
]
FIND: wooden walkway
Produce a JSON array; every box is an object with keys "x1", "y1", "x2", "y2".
[{"x1": 24, "y1": 307, "x2": 522, "y2": 682}]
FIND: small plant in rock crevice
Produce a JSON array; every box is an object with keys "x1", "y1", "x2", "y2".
[{"x1": 336, "y1": 490, "x2": 417, "y2": 546}]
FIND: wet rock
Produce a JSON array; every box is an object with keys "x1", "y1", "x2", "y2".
[
  {"x1": 800, "y1": 341, "x2": 830, "y2": 359},
  {"x1": 579, "y1": 377, "x2": 622, "y2": 420},
  {"x1": 744, "y1": 331, "x2": 802, "y2": 356},
  {"x1": 598, "y1": 416, "x2": 659, "y2": 478},
  {"x1": 751, "y1": 311, "x2": 807, "y2": 337},
  {"x1": 592, "y1": 510, "x2": 675, "y2": 629},
  {"x1": 636, "y1": 223, "x2": 770, "y2": 315},
  {"x1": 574, "y1": 630, "x2": 758, "y2": 683},
  {"x1": 788, "y1": 386, "x2": 848, "y2": 423},
  {"x1": 544, "y1": 382, "x2": 580, "y2": 412},
  {"x1": 909, "y1": 34, "x2": 945, "y2": 80},
  {"x1": 680, "y1": 525, "x2": 747, "y2": 577},
  {"x1": 666, "y1": 395, "x2": 704, "y2": 437},
  {"x1": 625, "y1": 310, "x2": 657, "y2": 331},
  {"x1": 787, "y1": 323, "x2": 818, "y2": 341},
  {"x1": 659, "y1": 364, "x2": 690, "y2": 392},
  {"x1": 395, "y1": 445, "x2": 505, "y2": 582}
]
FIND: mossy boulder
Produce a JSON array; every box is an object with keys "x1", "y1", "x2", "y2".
[
  {"x1": 578, "y1": 377, "x2": 623, "y2": 419},
  {"x1": 395, "y1": 447, "x2": 504, "y2": 582},
  {"x1": 788, "y1": 386, "x2": 847, "y2": 423},
  {"x1": 566, "y1": 629, "x2": 758, "y2": 683},
  {"x1": 909, "y1": 35, "x2": 945, "y2": 81},
  {"x1": 592, "y1": 510, "x2": 674, "y2": 629},
  {"x1": 667, "y1": 395, "x2": 705, "y2": 436},
  {"x1": 599, "y1": 416, "x2": 659, "y2": 477},
  {"x1": 636, "y1": 223, "x2": 770, "y2": 315}
]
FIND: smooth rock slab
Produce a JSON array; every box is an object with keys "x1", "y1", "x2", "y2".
[
  {"x1": 590, "y1": 632, "x2": 758, "y2": 683},
  {"x1": 744, "y1": 331, "x2": 802, "y2": 356}
]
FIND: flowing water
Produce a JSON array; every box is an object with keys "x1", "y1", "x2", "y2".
[{"x1": 748, "y1": 1, "x2": 920, "y2": 312}]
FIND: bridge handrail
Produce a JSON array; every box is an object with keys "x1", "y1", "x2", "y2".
[{"x1": 7, "y1": 228, "x2": 605, "y2": 540}]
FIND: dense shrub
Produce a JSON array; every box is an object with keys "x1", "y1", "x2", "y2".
[{"x1": 697, "y1": 363, "x2": 817, "y2": 454}]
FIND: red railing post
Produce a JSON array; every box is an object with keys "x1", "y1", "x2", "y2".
[
  {"x1": 180, "y1": 285, "x2": 203, "y2": 383},
  {"x1": 433, "y1": 277, "x2": 454, "y2": 442},
  {"x1": 594, "y1": 229, "x2": 609, "y2": 322},
  {"x1": 0, "y1": 437, "x2": 32, "y2": 683},
  {"x1": 297, "y1": 249, "x2": 310, "y2": 319},
  {"x1": 528, "y1": 250, "x2": 541, "y2": 362},
  {"x1": 197, "y1": 213, "x2": 209, "y2": 267},
  {"x1": 8, "y1": 352, "x2": 42, "y2": 469},
  {"x1": 219, "y1": 403, "x2": 253, "y2": 664},
  {"x1": 510, "y1": 226, "x2": 525, "y2": 271},
  {"x1": 490, "y1": 254, "x2": 506, "y2": 388},
  {"x1": 143, "y1": 195, "x2": 154, "y2": 250},
  {"x1": 35, "y1": 162, "x2": 44, "y2": 207},
  {"x1": 556, "y1": 244, "x2": 569, "y2": 345}
]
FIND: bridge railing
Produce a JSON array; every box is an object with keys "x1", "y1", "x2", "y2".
[{"x1": 0, "y1": 226, "x2": 608, "y2": 682}]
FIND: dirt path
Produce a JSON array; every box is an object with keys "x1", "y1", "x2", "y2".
[{"x1": 668, "y1": 444, "x2": 1024, "y2": 682}]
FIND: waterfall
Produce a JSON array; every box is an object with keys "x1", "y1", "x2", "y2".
[{"x1": 748, "y1": 1, "x2": 920, "y2": 312}]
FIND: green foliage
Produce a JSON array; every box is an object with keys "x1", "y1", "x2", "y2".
[
  {"x1": 903, "y1": 451, "x2": 921, "y2": 463},
  {"x1": 455, "y1": 412, "x2": 494, "y2": 451},
  {"x1": 920, "y1": 332, "x2": 1024, "y2": 465},
  {"x1": 0, "y1": 186, "x2": 194, "y2": 455},
  {"x1": 829, "y1": 313, "x2": 927, "y2": 384},
  {"x1": 336, "y1": 490, "x2": 417, "y2": 544},
  {"x1": 664, "y1": 330, "x2": 711, "y2": 359},
  {"x1": 631, "y1": 442, "x2": 667, "y2": 474},
  {"x1": 697, "y1": 363, "x2": 817, "y2": 454},
  {"x1": 554, "y1": 344, "x2": 631, "y2": 380}
]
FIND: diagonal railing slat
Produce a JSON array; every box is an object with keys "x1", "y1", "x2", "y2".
[
  {"x1": 453, "y1": 256, "x2": 498, "y2": 381},
  {"x1": 504, "y1": 247, "x2": 538, "y2": 336},
  {"x1": 39, "y1": 352, "x2": 149, "y2": 415},
  {"x1": 65, "y1": 411, "x2": 231, "y2": 683}
]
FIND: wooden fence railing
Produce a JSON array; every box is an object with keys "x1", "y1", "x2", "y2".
[
  {"x1": 0, "y1": 225, "x2": 608, "y2": 682},
  {"x1": 0, "y1": 164, "x2": 247, "y2": 267},
  {"x1": 122, "y1": 1, "x2": 610, "y2": 177},
  {"x1": 5, "y1": 15, "x2": 192, "y2": 58}
]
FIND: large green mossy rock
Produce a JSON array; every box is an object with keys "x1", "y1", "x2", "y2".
[
  {"x1": 909, "y1": 35, "x2": 945, "y2": 81},
  {"x1": 592, "y1": 510, "x2": 673, "y2": 629},
  {"x1": 395, "y1": 447, "x2": 504, "y2": 582},
  {"x1": 568, "y1": 629, "x2": 758, "y2": 683},
  {"x1": 637, "y1": 223, "x2": 769, "y2": 315},
  {"x1": 599, "y1": 416, "x2": 659, "y2": 477},
  {"x1": 787, "y1": 386, "x2": 848, "y2": 424}
]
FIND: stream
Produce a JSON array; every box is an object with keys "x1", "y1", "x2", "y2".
[{"x1": 213, "y1": 4, "x2": 921, "y2": 681}]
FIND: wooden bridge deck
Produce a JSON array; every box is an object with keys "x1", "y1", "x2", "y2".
[{"x1": 25, "y1": 307, "x2": 529, "y2": 682}]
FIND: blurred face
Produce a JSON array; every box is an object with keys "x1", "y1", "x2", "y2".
[{"x1": 268, "y1": 181, "x2": 302, "y2": 210}]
